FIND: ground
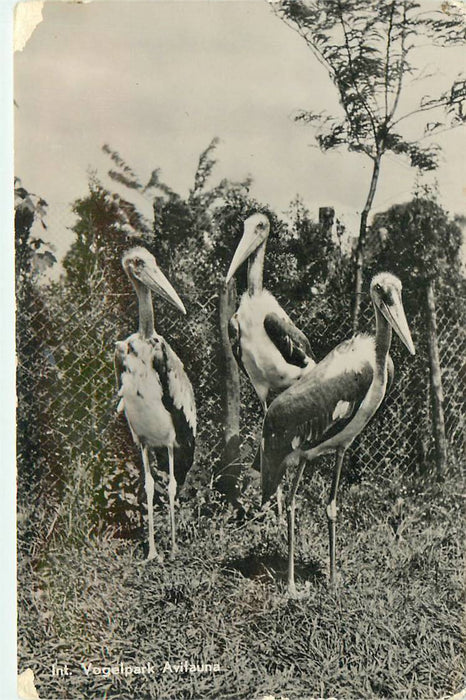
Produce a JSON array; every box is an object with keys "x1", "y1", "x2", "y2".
[{"x1": 17, "y1": 463, "x2": 464, "y2": 700}]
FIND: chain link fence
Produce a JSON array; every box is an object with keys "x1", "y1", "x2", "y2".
[{"x1": 17, "y1": 273, "x2": 465, "y2": 516}]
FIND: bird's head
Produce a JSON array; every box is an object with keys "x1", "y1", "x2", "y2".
[
  {"x1": 122, "y1": 247, "x2": 186, "y2": 315},
  {"x1": 226, "y1": 213, "x2": 270, "y2": 283},
  {"x1": 370, "y1": 272, "x2": 415, "y2": 355}
]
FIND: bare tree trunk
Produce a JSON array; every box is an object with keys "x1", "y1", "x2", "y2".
[
  {"x1": 216, "y1": 280, "x2": 242, "y2": 505},
  {"x1": 352, "y1": 156, "x2": 381, "y2": 332},
  {"x1": 425, "y1": 280, "x2": 448, "y2": 478}
]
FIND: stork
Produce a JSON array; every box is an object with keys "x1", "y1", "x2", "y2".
[
  {"x1": 226, "y1": 213, "x2": 316, "y2": 511},
  {"x1": 260, "y1": 273, "x2": 415, "y2": 594},
  {"x1": 115, "y1": 247, "x2": 196, "y2": 561},
  {"x1": 226, "y1": 213, "x2": 316, "y2": 414}
]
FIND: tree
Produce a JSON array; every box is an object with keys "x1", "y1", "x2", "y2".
[
  {"x1": 369, "y1": 195, "x2": 463, "y2": 292},
  {"x1": 64, "y1": 173, "x2": 152, "y2": 305},
  {"x1": 15, "y1": 178, "x2": 55, "y2": 286},
  {"x1": 273, "y1": 0, "x2": 466, "y2": 328},
  {"x1": 285, "y1": 196, "x2": 349, "y2": 296}
]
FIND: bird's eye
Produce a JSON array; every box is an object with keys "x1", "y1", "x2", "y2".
[{"x1": 375, "y1": 283, "x2": 382, "y2": 292}]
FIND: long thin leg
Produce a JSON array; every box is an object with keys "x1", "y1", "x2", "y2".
[
  {"x1": 167, "y1": 445, "x2": 178, "y2": 557},
  {"x1": 141, "y1": 445, "x2": 161, "y2": 562},
  {"x1": 286, "y1": 460, "x2": 307, "y2": 596},
  {"x1": 326, "y1": 448, "x2": 345, "y2": 584}
]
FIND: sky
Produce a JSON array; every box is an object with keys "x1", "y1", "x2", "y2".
[{"x1": 13, "y1": 0, "x2": 466, "y2": 266}]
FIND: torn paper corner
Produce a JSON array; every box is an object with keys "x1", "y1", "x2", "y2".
[
  {"x1": 14, "y1": 1, "x2": 44, "y2": 53},
  {"x1": 18, "y1": 668, "x2": 40, "y2": 700}
]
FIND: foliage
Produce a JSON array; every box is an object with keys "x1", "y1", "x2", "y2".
[
  {"x1": 368, "y1": 195, "x2": 464, "y2": 289},
  {"x1": 64, "y1": 176, "x2": 152, "y2": 307},
  {"x1": 100, "y1": 139, "x2": 346, "y2": 300},
  {"x1": 276, "y1": 0, "x2": 465, "y2": 163},
  {"x1": 284, "y1": 196, "x2": 353, "y2": 298},
  {"x1": 15, "y1": 178, "x2": 55, "y2": 286},
  {"x1": 17, "y1": 139, "x2": 465, "y2": 531},
  {"x1": 273, "y1": 0, "x2": 466, "y2": 326}
]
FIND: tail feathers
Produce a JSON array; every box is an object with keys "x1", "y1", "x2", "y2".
[
  {"x1": 154, "y1": 440, "x2": 195, "y2": 488},
  {"x1": 251, "y1": 444, "x2": 261, "y2": 473},
  {"x1": 249, "y1": 432, "x2": 288, "y2": 504},
  {"x1": 261, "y1": 434, "x2": 290, "y2": 506}
]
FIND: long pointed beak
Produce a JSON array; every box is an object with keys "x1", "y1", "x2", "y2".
[
  {"x1": 137, "y1": 264, "x2": 186, "y2": 315},
  {"x1": 226, "y1": 221, "x2": 262, "y2": 283},
  {"x1": 380, "y1": 295, "x2": 415, "y2": 355}
]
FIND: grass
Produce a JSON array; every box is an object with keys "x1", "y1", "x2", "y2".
[{"x1": 17, "y1": 461, "x2": 465, "y2": 700}]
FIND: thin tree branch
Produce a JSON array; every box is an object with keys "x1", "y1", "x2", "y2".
[
  {"x1": 391, "y1": 96, "x2": 455, "y2": 127},
  {"x1": 384, "y1": 1, "x2": 397, "y2": 120},
  {"x1": 417, "y1": 121, "x2": 465, "y2": 142},
  {"x1": 272, "y1": 5, "x2": 372, "y2": 157},
  {"x1": 272, "y1": 8, "x2": 337, "y2": 81},
  {"x1": 388, "y1": 1, "x2": 409, "y2": 121},
  {"x1": 352, "y1": 153, "x2": 382, "y2": 330},
  {"x1": 336, "y1": 0, "x2": 379, "y2": 146}
]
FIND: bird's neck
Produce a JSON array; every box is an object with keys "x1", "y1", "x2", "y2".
[
  {"x1": 247, "y1": 241, "x2": 266, "y2": 295},
  {"x1": 374, "y1": 304, "x2": 392, "y2": 380},
  {"x1": 135, "y1": 284, "x2": 155, "y2": 339}
]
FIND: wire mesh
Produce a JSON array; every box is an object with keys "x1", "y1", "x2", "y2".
[{"x1": 17, "y1": 278, "x2": 465, "y2": 500}]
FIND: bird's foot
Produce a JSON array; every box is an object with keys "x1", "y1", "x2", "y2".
[
  {"x1": 326, "y1": 503, "x2": 338, "y2": 521},
  {"x1": 286, "y1": 583, "x2": 311, "y2": 600},
  {"x1": 275, "y1": 488, "x2": 285, "y2": 524},
  {"x1": 327, "y1": 570, "x2": 340, "y2": 589},
  {"x1": 145, "y1": 549, "x2": 164, "y2": 564}
]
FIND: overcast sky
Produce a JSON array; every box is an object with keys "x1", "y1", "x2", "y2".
[{"x1": 14, "y1": 0, "x2": 466, "y2": 263}]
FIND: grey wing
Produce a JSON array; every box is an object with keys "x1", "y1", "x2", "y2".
[
  {"x1": 264, "y1": 313, "x2": 316, "y2": 368},
  {"x1": 164, "y1": 342, "x2": 197, "y2": 438},
  {"x1": 261, "y1": 339, "x2": 374, "y2": 503},
  {"x1": 152, "y1": 339, "x2": 196, "y2": 485}
]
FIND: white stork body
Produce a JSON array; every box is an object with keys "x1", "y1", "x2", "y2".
[
  {"x1": 116, "y1": 333, "x2": 195, "y2": 449},
  {"x1": 231, "y1": 290, "x2": 313, "y2": 406},
  {"x1": 260, "y1": 273, "x2": 415, "y2": 593},
  {"x1": 226, "y1": 213, "x2": 315, "y2": 412},
  {"x1": 115, "y1": 247, "x2": 196, "y2": 561}
]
